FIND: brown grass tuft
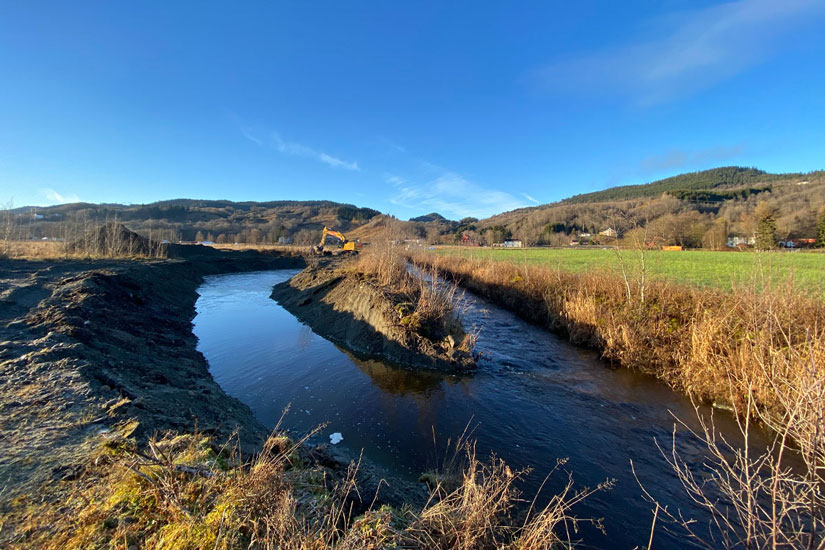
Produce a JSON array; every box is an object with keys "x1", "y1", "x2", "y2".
[{"x1": 4, "y1": 422, "x2": 607, "y2": 549}]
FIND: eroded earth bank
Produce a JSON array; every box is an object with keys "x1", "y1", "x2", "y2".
[{"x1": 271, "y1": 259, "x2": 475, "y2": 372}]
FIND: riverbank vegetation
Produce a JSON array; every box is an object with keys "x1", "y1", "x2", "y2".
[
  {"x1": 412, "y1": 251, "x2": 824, "y2": 426},
  {"x1": 410, "y1": 249, "x2": 825, "y2": 547},
  {"x1": 1, "y1": 222, "x2": 167, "y2": 260},
  {"x1": 6, "y1": 424, "x2": 608, "y2": 550}
]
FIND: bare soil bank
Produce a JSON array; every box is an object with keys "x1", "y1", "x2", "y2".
[
  {"x1": 271, "y1": 261, "x2": 475, "y2": 372},
  {"x1": 0, "y1": 248, "x2": 305, "y2": 504}
]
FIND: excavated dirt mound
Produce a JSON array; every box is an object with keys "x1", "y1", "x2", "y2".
[
  {"x1": 271, "y1": 263, "x2": 475, "y2": 372},
  {"x1": 66, "y1": 222, "x2": 160, "y2": 257},
  {"x1": 0, "y1": 252, "x2": 429, "y2": 542}
]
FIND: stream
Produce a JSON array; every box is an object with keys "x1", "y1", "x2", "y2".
[{"x1": 193, "y1": 269, "x2": 770, "y2": 549}]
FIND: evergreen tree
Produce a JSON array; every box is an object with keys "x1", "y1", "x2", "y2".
[
  {"x1": 816, "y1": 209, "x2": 825, "y2": 248},
  {"x1": 755, "y1": 213, "x2": 777, "y2": 250}
]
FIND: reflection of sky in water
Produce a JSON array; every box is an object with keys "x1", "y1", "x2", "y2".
[{"x1": 193, "y1": 269, "x2": 775, "y2": 550}]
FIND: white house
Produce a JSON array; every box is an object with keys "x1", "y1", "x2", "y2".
[{"x1": 728, "y1": 236, "x2": 755, "y2": 247}]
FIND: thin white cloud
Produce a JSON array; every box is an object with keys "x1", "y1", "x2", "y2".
[
  {"x1": 239, "y1": 126, "x2": 263, "y2": 146},
  {"x1": 271, "y1": 134, "x2": 359, "y2": 171},
  {"x1": 378, "y1": 137, "x2": 407, "y2": 153},
  {"x1": 522, "y1": 193, "x2": 540, "y2": 204},
  {"x1": 41, "y1": 188, "x2": 80, "y2": 204},
  {"x1": 388, "y1": 173, "x2": 527, "y2": 219},
  {"x1": 639, "y1": 145, "x2": 745, "y2": 173},
  {"x1": 240, "y1": 125, "x2": 359, "y2": 171},
  {"x1": 536, "y1": 0, "x2": 825, "y2": 105},
  {"x1": 385, "y1": 174, "x2": 406, "y2": 187}
]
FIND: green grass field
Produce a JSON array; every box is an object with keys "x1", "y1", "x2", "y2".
[{"x1": 434, "y1": 247, "x2": 825, "y2": 295}]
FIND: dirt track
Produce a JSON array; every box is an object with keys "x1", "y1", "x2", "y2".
[{"x1": 0, "y1": 249, "x2": 305, "y2": 504}]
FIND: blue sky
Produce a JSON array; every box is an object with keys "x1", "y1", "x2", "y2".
[{"x1": 2, "y1": 1, "x2": 824, "y2": 220}]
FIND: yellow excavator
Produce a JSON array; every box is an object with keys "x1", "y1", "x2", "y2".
[{"x1": 313, "y1": 226, "x2": 360, "y2": 255}]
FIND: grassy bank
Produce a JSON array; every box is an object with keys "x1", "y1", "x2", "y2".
[
  {"x1": 7, "y1": 425, "x2": 607, "y2": 550},
  {"x1": 435, "y1": 247, "x2": 825, "y2": 294},
  {"x1": 413, "y1": 251, "x2": 825, "y2": 432},
  {"x1": 411, "y1": 250, "x2": 825, "y2": 546}
]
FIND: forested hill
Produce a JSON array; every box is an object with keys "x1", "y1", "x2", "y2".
[
  {"x1": 563, "y1": 167, "x2": 807, "y2": 204},
  {"x1": 13, "y1": 199, "x2": 381, "y2": 244},
  {"x1": 463, "y1": 167, "x2": 825, "y2": 248}
]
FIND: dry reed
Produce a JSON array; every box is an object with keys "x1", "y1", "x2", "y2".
[{"x1": 412, "y1": 251, "x2": 825, "y2": 548}]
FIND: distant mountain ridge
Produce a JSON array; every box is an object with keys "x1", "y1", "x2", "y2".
[
  {"x1": 13, "y1": 199, "x2": 380, "y2": 244},
  {"x1": 6, "y1": 166, "x2": 824, "y2": 247},
  {"x1": 409, "y1": 212, "x2": 448, "y2": 223},
  {"x1": 562, "y1": 167, "x2": 809, "y2": 204}
]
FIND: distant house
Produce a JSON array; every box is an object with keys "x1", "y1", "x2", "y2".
[
  {"x1": 460, "y1": 233, "x2": 478, "y2": 246},
  {"x1": 599, "y1": 228, "x2": 618, "y2": 238},
  {"x1": 578, "y1": 232, "x2": 592, "y2": 238},
  {"x1": 789, "y1": 238, "x2": 816, "y2": 248},
  {"x1": 278, "y1": 236, "x2": 292, "y2": 245},
  {"x1": 569, "y1": 240, "x2": 580, "y2": 246},
  {"x1": 503, "y1": 239, "x2": 523, "y2": 248},
  {"x1": 728, "y1": 236, "x2": 755, "y2": 247}
]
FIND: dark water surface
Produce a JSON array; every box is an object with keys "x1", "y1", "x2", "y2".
[{"x1": 194, "y1": 270, "x2": 764, "y2": 549}]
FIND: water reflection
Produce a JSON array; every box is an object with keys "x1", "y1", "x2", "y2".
[{"x1": 342, "y1": 348, "x2": 462, "y2": 396}]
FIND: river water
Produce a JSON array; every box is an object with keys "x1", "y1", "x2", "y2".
[{"x1": 193, "y1": 269, "x2": 766, "y2": 549}]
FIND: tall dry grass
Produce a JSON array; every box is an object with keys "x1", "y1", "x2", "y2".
[
  {"x1": 411, "y1": 252, "x2": 825, "y2": 421},
  {"x1": 1, "y1": 215, "x2": 168, "y2": 260},
  {"x1": 8, "y1": 421, "x2": 608, "y2": 550},
  {"x1": 412, "y1": 251, "x2": 825, "y2": 547},
  {"x1": 348, "y1": 233, "x2": 469, "y2": 346}
]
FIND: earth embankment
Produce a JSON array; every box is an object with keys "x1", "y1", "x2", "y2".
[
  {"x1": 271, "y1": 261, "x2": 475, "y2": 372},
  {"x1": 0, "y1": 250, "x2": 304, "y2": 503}
]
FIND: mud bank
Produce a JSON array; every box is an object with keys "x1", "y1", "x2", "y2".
[
  {"x1": 0, "y1": 247, "x2": 432, "y2": 548},
  {"x1": 271, "y1": 262, "x2": 474, "y2": 372},
  {"x1": 0, "y1": 249, "x2": 306, "y2": 504}
]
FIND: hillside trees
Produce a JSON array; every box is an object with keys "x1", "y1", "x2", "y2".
[
  {"x1": 702, "y1": 219, "x2": 728, "y2": 250},
  {"x1": 648, "y1": 211, "x2": 706, "y2": 247}
]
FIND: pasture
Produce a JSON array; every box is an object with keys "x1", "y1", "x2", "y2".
[{"x1": 433, "y1": 246, "x2": 825, "y2": 295}]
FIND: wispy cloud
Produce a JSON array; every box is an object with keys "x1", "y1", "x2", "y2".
[
  {"x1": 535, "y1": 0, "x2": 825, "y2": 105},
  {"x1": 639, "y1": 145, "x2": 745, "y2": 173},
  {"x1": 388, "y1": 172, "x2": 528, "y2": 219},
  {"x1": 521, "y1": 193, "x2": 540, "y2": 204},
  {"x1": 377, "y1": 137, "x2": 407, "y2": 153},
  {"x1": 240, "y1": 125, "x2": 359, "y2": 171},
  {"x1": 270, "y1": 134, "x2": 359, "y2": 171},
  {"x1": 41, "y1": 188, "x2": 80, "y2": 204}
]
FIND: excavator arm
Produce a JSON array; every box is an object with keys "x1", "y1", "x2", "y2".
[
  {"x1": 320, "y1": 227, "x2": 347, "y2": 246},
  {"x1": 315, "y1": 227, "x2": 358, "y2": 255}
]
